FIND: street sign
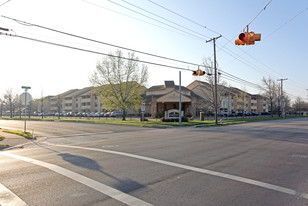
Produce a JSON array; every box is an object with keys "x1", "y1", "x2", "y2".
[
  {"x1": 21, "y1": 86, "x2": 31, "y2": 90},
  {"x1": 20, "y1": 92, "x2": 32, "y2": 106},
  {"x1": 140, "y1": 102, "x2": 145, "y2": 112}
]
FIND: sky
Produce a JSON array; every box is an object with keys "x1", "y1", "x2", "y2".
[{"x1": 0, "y1": 0, "x2": 307, "y2": 102}]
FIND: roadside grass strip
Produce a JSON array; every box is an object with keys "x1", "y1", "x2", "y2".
[
  {"x1": 1, "y1": 115, "x2": 307, "y2": 127},
  {"x1": 0, "y1": 135, "x2": 5, "y2": 141},
  {"x1": 2, "y1": 130, "x2": 33, "y2": 139}
]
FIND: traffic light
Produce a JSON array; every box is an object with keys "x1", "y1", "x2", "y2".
[
  {"x1": 246, "y1": 32, "x2": 261, "y2": 45},
  {"x1": 235, "y1": 33, "x2": 246, "y2": 45},
  {"x1": 192, "y1": 69, "x2": 205, "y2": 76},
  {"x1": 235, "y1": 32, "x2": 261, "y2": 45}
]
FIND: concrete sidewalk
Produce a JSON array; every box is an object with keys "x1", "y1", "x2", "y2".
[{"x1": 0, "y1": 129, "x2": 35, "y2": 150}]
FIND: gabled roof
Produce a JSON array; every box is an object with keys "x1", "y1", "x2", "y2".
[
  {"x1": 51, "y1": 89, "x2": 79, "y2": 99},
  {"x1": 148, "y1": 85, "x2": 164, "y2": 91},
  {"x1": 147, "y1": 81, "x2": 190, "y2": 92},
  {"x1": 156, "y1": 90, "x2": 191, "y2": 103},
  {"x1": 66, "y1": 87, "x2": 92, "y2": 98}
]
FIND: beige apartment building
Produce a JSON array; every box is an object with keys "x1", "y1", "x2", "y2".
[
  {"x1": 38, "y1": 80, "x2": 268, "y2": 117},
  {"x1": 187, "y1": 80, "x2": 268, "y2": 115},
  {"x1": 42, "y1": 88, "x2": 102, "y2": 115}
]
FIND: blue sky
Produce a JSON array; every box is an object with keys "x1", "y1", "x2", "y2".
[{"x1": 0, "y1": 0, "x2": 307, "y2": 102}]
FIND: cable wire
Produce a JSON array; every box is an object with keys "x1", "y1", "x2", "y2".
[
  {"x1": 1, "y1": 15, "x2": 210, "y2": 69},
  {"x1": 245, "y1": 0, "x2": 272, "y2": 30},
  {"x1": 0, "y1": 31, "x2": 197, "y2": 72},
  {"x1": 147, "y1": 0, "x2": 221, "y2": 36},
  {"x1": 106, "y1": 0, "x2": 208, "y2": 41},
  {"x1": 0, "y1": 0, "x2": 10, "y2": 8},
  {"x1": 120, "y1": 0, "x2": 211, "y2": 39}
]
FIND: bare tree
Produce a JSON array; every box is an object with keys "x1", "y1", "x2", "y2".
[
  {"x1": 0, "y1": 98, "x2": 3, "y2": 117},
  {"x1": 261, "y1": 77, "x2": 278, "y2": 117},
  {"x1": 194, "y1": 57, "x2": 227, "y2": 113},
  {"x1": 3, "y1": 89, "x2": 15, "y2": 118},
  {"x1": 293, "y1": 96, "x2": 304, "y2": 112}
]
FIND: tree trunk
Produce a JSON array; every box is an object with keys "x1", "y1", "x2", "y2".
[
  {"x1": 270, "y1": 101, "x2": 273, "y2": 118},
  {"x1": 122, "y1": 110, "x2": 126, "y2": 121}
]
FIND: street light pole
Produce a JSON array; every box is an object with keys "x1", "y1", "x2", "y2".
[
  {"x1": 206, "y1": 35, "x2": 222, "y2": 125},
  {"x1": 21, "y1": 86, "x2": 31, "y2": 133}
]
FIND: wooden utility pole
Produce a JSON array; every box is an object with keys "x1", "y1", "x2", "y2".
[{"x1": 206, "y1": 35, "x2": 222, "y2": 124}]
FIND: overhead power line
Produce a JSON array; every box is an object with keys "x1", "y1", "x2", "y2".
[
  {"x1": 120, "y1": 0, "x2": 211, "y2": 39},
  {"x1": 244, "y1": 0, "x2": 272, "y2": 31},
  {"x1": 220, "y1": 70, "x2": 263, "y2": 90},
  {"x1": 106, "y1": 0, "x2": 209, "y2": 41},
  {"x1": 147, "y1": 0, "x2": 221, "y2": 36},
  {"x1": 1, "y1": 15, "x2": 210, "y2": 69},
  {"x1": 145, "y1": 0, "x2": 292, "y2": 85},
  {"x1": 82, "y1": 1, "x2": 298, "y2": 89},
  {"x1": 0, "y1": 0, "x2": 10, "y2": 8},
  {"x1": 0, "y1": 31, "x2": 197, "y2": 72},
  {"x1": 263, "y1": 7, "x2": 308, "y2": 41}
]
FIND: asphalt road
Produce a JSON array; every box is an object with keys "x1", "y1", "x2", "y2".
[{"x1": 0, "y1": 118, "x2": 308, "y2": 206}]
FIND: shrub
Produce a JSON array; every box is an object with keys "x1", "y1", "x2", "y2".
[
  {"x1": 155, "y1": 111, "x2": 164, "y2": 118},
  {"x1": 161, "y1": 116, "x2": 188, "y2": 122}
]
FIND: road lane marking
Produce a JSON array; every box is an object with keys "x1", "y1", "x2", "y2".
[
  {"x1": 0, "y1": 182, "x2": 28, "y2": 206},
  {"x1": 0, "y1": 152, "x2": 153, "y2": 206},
  {"x1": 44, "y1": 131, "x2": 113, "y2": 138},
  {"x1": 45, "y1": 143, "x2": 308, "y2": 199},
  {"x1": 269, "y1": 121, "x2": 308, "y2": 128}
]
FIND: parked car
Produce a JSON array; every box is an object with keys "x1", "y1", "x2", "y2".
[
  {"x1": 111, "y1": 111, "x2": 122, "y2": 117},
  {"x1": 218, "y1": 110, "x2": 232, "y2": 117},
  {"x1": 251, "y1": 112, "x2": 259, "y2": 116}
]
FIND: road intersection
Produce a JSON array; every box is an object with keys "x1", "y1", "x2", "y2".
[{"x1": 1, "y1": 118, "x2": 308, "y2": 205}]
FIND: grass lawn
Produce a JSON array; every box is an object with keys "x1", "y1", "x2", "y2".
[
  {"x1": 0, "y1": 115, "x2": 307, "y2": 127},
  {"x1": 0, "y1": 135, "x2": 5, "y2": 141},
  {"x1": 2, "y1": 130, "x2": 33, "y2": 139}
]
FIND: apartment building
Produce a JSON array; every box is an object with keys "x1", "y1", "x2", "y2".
[
  {"x1": 50, "y1": 89, "x2": 78, "y2": 114},
  {"x1": 39, "y1": 80, "x2": 268, "y2": 117},
  {"x1": 44, "y1": 88, "x2": 102, "y2": 114},
  {"x1": 187, "y1": 80, "x2": 268, "y2": 115}
]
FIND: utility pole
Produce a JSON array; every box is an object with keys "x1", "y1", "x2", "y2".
[
  {"x1": 277, "y1": 78, "x2": 287, "y2": 119},
  {"x1": 179, "y1": 71, "x2": 182, "y2": 125},
  {"x1": 41, "y1": 90, "x2": 44, "y2": 119},
  {"x1": 206, "y1": 35, "x2": 222, "y2": 125},
  {"x1": 21, "y1": 86, "x2": 31, "y2": 133}
]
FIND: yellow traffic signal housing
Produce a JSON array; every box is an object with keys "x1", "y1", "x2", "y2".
[
  {"x1": 246, "y1": 32, "x2": 261, "y2": 45},
  {"x1": 235, "y1": 38, "x2": 245, "y2": 45},
  {"x1": 235, "y1": 32, "x2": 261, "y2": 45},
  {"x1": 192, "y1": 69, "x2": 205, "y2": 76}
]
